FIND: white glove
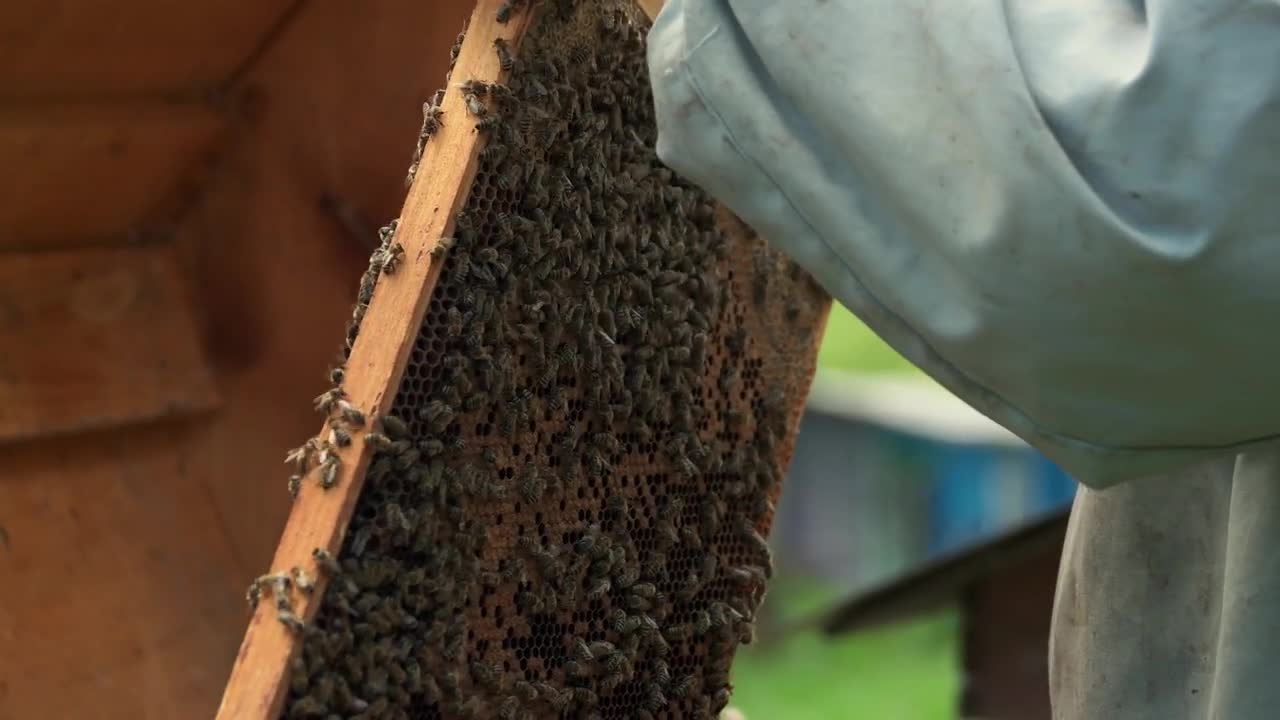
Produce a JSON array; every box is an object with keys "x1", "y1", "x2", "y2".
[{"x1": 648, "y1": 0, "x2": 1280, "y2": 487}]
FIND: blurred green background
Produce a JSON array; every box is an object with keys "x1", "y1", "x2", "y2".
[{"x1": 729, "y1": 306, "x2": 957, "y2": 720}]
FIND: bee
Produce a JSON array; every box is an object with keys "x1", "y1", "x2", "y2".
[
  {"x1": 595, "y1": 668, "x2": 624, "y2": 692},
  {"x1": 328, "y1": 365, "x2": 345, "y2": 385},
  {"x1": 612, "y1": 609, "x2": 638, "y2": 635},
  {"x1": 543, "y1": 686, "x2": 571, "y2": 711},
  {"x1": 493, "y1": 38, "x2": 515, "y2": 71},
  {"x1": 363, "y1": 431, "x2": 393, "y2": 451},
  {"x1": 588, "y1": 640, "x2": 616, "y2": 659},
  {"x1": 587, "y1": 576, "x2": 611, "y2": 600},
  {"x1": 462, "y1": 91, "x2": 488, "y2": 117},
  {"x1": 572, "y1": 637, "x2": 593, "y2": 662},
  {"x1": 421, "y1": 400, "x2": 455, "y2": 431},
  {"x1": 328, "y1": 426, "x2": 351, "y2": 447},
  {"x1": 712, "y1": 687, "x2": 733, "y2": 713},
  {"x1": 348, "y1": 524, "x2": 372, "y2": 557},
  {"x1": 289, "y1": 696, "x2": 325, "y2": 717},
  {"x1": 495, "y1": 0, "x2": 521, "y2": 23},
  {"x1": 313, "y1": 387, "x2": 345, "y2": 415},
  {"x1": 475, "y1": 115, "x2": 504, "y2": 132},
  {"x1": 644, "y1": 685, "x2": 667, "y2": 712},
  {"x1": 380, "y1": 242, "x2": 405, "y2": 275},
  {"x1": 287, "y1": 474, "x2": 301, "y2": 498},
  {"x1": 421, "y1": 95, "x2": 444, "y2": 128},
  {"x1": 335, "y1": 399, "x2": 365, "y2": 427},
  {"x1": 730, "y1": 565, "x2": 767, "y2": 587},
  {"x1": 458, "y1": 78, "x2": 490, "y2": 96},
  {"x1": 454, "y1": 697, "x2": 484, "y2": 719},
  {"x1": 648, "y1": 659, "x2": 672, "y2": 692},
  {"x1": 318, "y1": 455, "x2": 340, "y2": 490},
  {"x1": 385, "y1": 503, "x2": 412, "y2": 532},
  {"x1": 479, "y1": 142, "x2": 508, "y2": 163},
  {"x1": 572, "y1": 687, "x2": 598, "y2": 708},
  {"x1": 693, "y1": 610, "x2": 712, "y2": 635},
  {"x1": 312, "y1": 548, "x2": 341, "y2": 574},
  {"x1": 498, "y1": 558, "x2": 525, "y2": 585},
  {"x1": 277, "y1": 609, "x2": 306, "y2": 633},
  {"x1": 245, "y1": 580, "x2": 262, "y2": 610},
  {"x1": 631, "y1": 582, "x2": 656, "y2": 599},
  {"x1": 500, "y1": 680, "x2": 534, "y2": 703},
  {"x1": 469, "y1": 660, "x2": 500, "y2": 690},
  {"x1": 489, "y1": 82, "x2": 516, "y2": 107},
  {"x1": 670, "y1": 674, "x2": 695, "y2": 698},
  {"x1": 449, "y1": 34, "x2": 463, "y2": 67},
  {"x1": 519, "y1": 463, "x2": 545, "y2": 504},
  {"x1": 569, "y1": 43, "x2": 592, "y2": 66},
  {"x1": 431, "y1": 236, "x2": 455, "y2": 259},
  {"x1": 291, "y1": 567, "x2": 315, "y2": 594}
]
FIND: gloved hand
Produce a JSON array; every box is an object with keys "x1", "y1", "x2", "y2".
[{"x1": 647, "y1": 0, "x2": 1280, "y2": 488}]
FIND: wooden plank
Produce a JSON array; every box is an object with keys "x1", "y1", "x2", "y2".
[
  {"x1": 637, "y1": 0, "x2": 665, "y2": 21},
  {"x1": 0, "y1": 245, "x2": 219, "y2": 442},
  {"x1": 214, "y1": 2, "x2": 536, "y2": 717},
  {"x1": 820, "y1": 511, "x2": 1070, "y2": 635},
  {"x1": 0, "y1": 103, "x2": 223, "y2": 250},
  {"x1": 0, "y1": 0, "x2": 298, "y2": 98},
  {"x1": 0, "y1": 425, "x2": 247, "y2": 720}
]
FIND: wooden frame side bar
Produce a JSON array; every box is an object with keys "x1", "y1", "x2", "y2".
[{"x1": 215, "y1": 2, "x2": 535, "y2": 717}]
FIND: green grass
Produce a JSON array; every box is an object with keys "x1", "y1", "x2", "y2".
[
  {"x1": 728, "y1": 578, "x2": 959, "y2": 720},
  {"x1": 816, "y1": 304, "x2": 922, "y2": 376}
]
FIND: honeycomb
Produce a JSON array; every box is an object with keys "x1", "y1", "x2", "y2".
[{"x1": 281, "y1": 2, "x2": 828, "y2": 718}]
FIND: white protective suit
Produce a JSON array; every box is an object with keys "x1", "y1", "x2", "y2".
[{"x1": 645, "y1": 1, "x2": 1280, "y2": 717}]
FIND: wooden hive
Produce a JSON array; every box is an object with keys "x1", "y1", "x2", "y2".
[
  {"x1": 0, "y1": 2, "x2": 474, "y2": 718},
  {"x1": 0, "y1": 1, "x2": 831, "y2": 718}
]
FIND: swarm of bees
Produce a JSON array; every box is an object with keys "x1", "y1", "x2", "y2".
[{"x1": 277, "y1": 1, "x2": 825, "y2": 719}]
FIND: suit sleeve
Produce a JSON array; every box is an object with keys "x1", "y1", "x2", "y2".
[{"x1": 648, "y1": 0, "x2": 1280, "y2": 488}]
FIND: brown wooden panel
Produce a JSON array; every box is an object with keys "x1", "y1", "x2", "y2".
[
  {"x1": 0, "y1": 425, "x2": 246, "y2": 720},
  {"x1": 0, "y1": 0, "x2": 298, "y2": 97},
  {"x1": 0, "y1": 104, "x2": 223, "y2": 249},
  {"x1": 961, "y1": 540, "x2": 1064, "y2": 720},
  {"x1": 0, "y1": 245, "x2": 219, "y2": 442},
  {"x1": 0, "y1": 1, "x2": 476, "y2": 717}
]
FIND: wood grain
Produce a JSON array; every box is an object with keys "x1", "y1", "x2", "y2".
[
  {"x1": 0, "y1": 0, "x2": 298, "y2": 98},
  {"x1": 637, "y1": 0, "x2": 665, "y2": 21},
  {"x1": 214, "y1": 2, "x2": 535, "y2": 717},
  {"x1": 0, "y1": 103, "x2": 223, "y2": 250},
  {"x1": 0, "y1": 424, "x2": 247, "y2": 720},
  {"x1": 0, "y1": 245, "x2": 219, "y2": 442}
]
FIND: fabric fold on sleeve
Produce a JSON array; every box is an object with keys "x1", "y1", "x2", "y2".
[{"x1": 647, "y1": 0, "x2": 1280, "y2": 488}]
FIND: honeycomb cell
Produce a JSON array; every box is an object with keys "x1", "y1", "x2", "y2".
[{"x1": 282, "y1": 1, "x2": 826, "y2": 719}]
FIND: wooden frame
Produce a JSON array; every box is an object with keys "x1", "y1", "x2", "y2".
[
  {"x1": 215, "y1": 2, "x2": 535, "y2": 716},
  {"x1": 217, "y1": 1, "x2": 680, "y2": 716}
]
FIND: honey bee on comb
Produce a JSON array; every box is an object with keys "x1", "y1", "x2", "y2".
[{"x1": 275, "y1": 1, "x2": 827, "y2": 719}]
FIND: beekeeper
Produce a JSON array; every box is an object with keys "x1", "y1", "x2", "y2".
[{"x1": 647, "y1": 2, "x2": 1280, "y2": 718}]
